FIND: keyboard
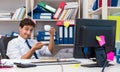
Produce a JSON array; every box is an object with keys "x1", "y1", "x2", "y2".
[{"x1": 31, "y1": 60, "x2": 81, "y2": 66}]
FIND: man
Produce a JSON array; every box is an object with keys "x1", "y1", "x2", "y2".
[{"x1": 7, "y1": 18, "x2": 55, "y2": 59}]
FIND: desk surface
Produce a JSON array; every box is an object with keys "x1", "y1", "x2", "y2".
[{"x1": 0, "y1": 58, "x2": 120, "y2": 72}]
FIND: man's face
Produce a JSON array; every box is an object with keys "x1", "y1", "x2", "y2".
[{"x1": 19, "y1": 25, "x2": 34, "y2": 39}]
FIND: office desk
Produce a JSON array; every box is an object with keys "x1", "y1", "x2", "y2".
[{"x1": 0, "y1": 58, "x2": 120, "y2": 72}]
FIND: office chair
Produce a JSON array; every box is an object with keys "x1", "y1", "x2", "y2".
[{"x1": 0, "y1": 36, "x2": 17, "y2": 59}]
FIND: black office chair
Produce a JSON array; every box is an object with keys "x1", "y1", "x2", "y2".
[{"x1": 0, "y1": 36, "x2": 17, "y2": 59}]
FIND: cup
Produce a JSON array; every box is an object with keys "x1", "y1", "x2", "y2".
[{"x1": 44, "y1": 25, "x2": 51, "y2": 31}]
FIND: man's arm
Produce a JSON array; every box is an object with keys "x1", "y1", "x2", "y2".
[
  {"x1": 48, "y1": 27, "x2": 55, "y2": 54},
  {"x1": 21, "y1": 42, "x2": 44, "y2": 59}
]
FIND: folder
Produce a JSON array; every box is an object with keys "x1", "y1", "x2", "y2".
[
  {"x1": 17, "y1": 7, "x2": 26, "y2": 20},
  {"x1": 68, "y1": 26, "x2": 74, "y2": 44},
  {"x1": 98, "y1": 0, "x2": 111, "y2": 8},
  {"x1": 111, "y1": 0, "x2": 118, "y2": 6},
  {"x1": 92, "y1": 0, "x2": 98, "y2": 10},
  {"x1": 53, "y1": 1, "x2": 66, "y2": 19},
  {"x1": 37, "y1": 31, "x2": 57, "y2": 41},
  {"x1": 12, "y1": 8, "x2": 21, "y2": 20},
  {"x1": 28, "y1": 5, "x2": 48, "y2": 19},
  {"x1": 58, "y1": 26, "x2": 64, "y2": 44},
  {"x1": 38, "y1": 1, "x2": 56, "y2": 13},
  {"x1": 63, "y1": 27, "x2": 69, "y2": 44}
]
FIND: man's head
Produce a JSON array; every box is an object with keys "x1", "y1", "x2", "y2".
[{"x1": 19, "y1": 18, "x2": 36, "y2": 39}]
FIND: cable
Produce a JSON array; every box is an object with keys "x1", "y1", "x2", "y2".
[
  {"x1": 57, "y1": 57, "x2": 63, "y2": 72},
  {"x1": 59, "y1": 63, "x2": 63, "y2": 72},
  {"x1": 101, "y1": 60, "x2": 109, "y2": 72}
]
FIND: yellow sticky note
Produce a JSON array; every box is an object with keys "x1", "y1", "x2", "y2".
[
  {"x1": 96, "y1": 36, "x2": 101, "y2": 41},
  {"x1": 64, "y1": 21, "x2": 70, "y2": 28},
  {"x1": 69, "y1": 64, "x2": 79, "y2": 68}
]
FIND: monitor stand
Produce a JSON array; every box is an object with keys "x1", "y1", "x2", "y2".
[{"x1": 81, "y1": 47, "x2": 113, "y2": 67}]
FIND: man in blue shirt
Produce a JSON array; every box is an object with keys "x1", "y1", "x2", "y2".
[{"x1": 7, "y1": 18, "x2": 55, "y2": 59}]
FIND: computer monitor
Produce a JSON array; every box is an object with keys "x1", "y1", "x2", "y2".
[{"x1": 73, "y1": 19, "x2": 116, "y2": 67}]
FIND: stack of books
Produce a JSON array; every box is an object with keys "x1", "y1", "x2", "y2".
[
  {"x1": 40, "y1": 13, "x2": 52, "y2": 20},
  {"x1": 92, "y1": 0, "x2": 119, "y2": 11},
  {"x1": 37, "y1": 31, "x2": 58, "y2": 44},
  {"x1": 28, "y1": 1, "x2": 56, "y2": 19},
  {"x1": 0, "y1": 12, "x2": 12, "y2": 20},
  {"x1": 12, "y1": 6, "x2": 26, "y2": 20},
  {"x1": 58, "y1": 2, "x2": 78, "y2": 20}
]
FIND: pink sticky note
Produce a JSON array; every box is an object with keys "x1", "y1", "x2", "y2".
[
  {"x1": 107, "y1": 51, "x2": 114, "y2": 61},
  {"x1": 97, "y1": 35, "x2": 106, "y2": 46}
]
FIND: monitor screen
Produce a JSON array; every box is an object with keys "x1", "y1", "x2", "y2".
[{"x1": 73, "y1": 19, "x2": 116, "y2": 67}]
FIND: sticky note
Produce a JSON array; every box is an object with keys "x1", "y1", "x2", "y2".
[
  {"x1": 96, "y1": 36, "x2": 101, "y2": 41},
  {"x1": 69, "y1": 64, "x2": 80, "y2": 68},
  {"x1": 96, "y1": 35, "x2": 106, "y2": 46},
  {"x1": 64, "y1": 21, "x2": 70, "y2": 28},
  {"x1": 107, "y1": 51, "x2": 114, "y2": 61}
]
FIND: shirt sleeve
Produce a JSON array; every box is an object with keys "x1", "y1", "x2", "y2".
[
  {"x1": 7, "y1": 40, "x2": 22, "y2": 59},
  {"x1": 38, "y1": 45, "x2": 52, "y2": 56}
]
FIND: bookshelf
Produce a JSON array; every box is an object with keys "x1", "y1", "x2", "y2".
[
  {"x1": 0, "y1": 0, "x2": 27, "y2": 35},
  {"x1": 87, "y1": 0, "x2": 120, "y2": 19},
  {"x1": 0, "y1": 0, "x2": 80, "y2": 47}
]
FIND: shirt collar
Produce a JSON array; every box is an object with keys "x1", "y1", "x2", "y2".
[{"x1": 18, "y1": 35, "x2": 26, "y2": 43}]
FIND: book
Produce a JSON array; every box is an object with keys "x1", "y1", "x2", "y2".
[
  {"x1": 53, "y1": 1, "x2": 66, "y2": 19},
  {"x1": 111, "y1": 0, "x2": 118, "y2": 6},
  {"x1": 59, "y1": 2, "x2": 78, "y2": 20},
  {"x1": 12, "y1": 8, "x2": 21, "y2": 20},
  {"x1": 17, "y1": 7, "x2": 26, "y2": 20},
  {"x1": 28, "y1": 5, "x2": 49, "y2": 19},
  {"x1": 38, "y1": 1, "x2": 56, "y2": 13},
  {"x1": 98, "y1": 0, "x2": 111, "y2": 8}
]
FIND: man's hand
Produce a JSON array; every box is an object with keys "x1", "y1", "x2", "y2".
[
  {"x1": 49, "y1": 27, "x2": 56, "y2": 36},
  {"x1": 32, "y1": 42, "x2": 44, "y2": 50}
]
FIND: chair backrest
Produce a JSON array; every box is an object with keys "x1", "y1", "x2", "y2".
[{"x1": 0, "y1": 36, "x2": 17, "y2": 59}]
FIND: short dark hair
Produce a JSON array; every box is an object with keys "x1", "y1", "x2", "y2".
[{"x1": 19, "y1": 18, "x2": 35, "y2": 28}]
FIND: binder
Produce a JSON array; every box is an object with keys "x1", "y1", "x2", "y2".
[
  {"x1": 28, "y1": 5, "x2": 48, "y2": 19},
  {"x1": 53, "y1": 1, "x2": 66, "y2": 19},
  {"x1": 92, "y1": 0, "x2": 98, "y2": 10},
  {"x1": 68, "y1": 26, "x2": 74, "y2": 44},
  {"x1": 17, "y1": 7, "x2": 26, "y2": 20},
  {"x1": 12, "y1": 8, "x2": 21, "y2": 20},
  {"x1": 38, "y1": 2, "x2": 56, "y2": 13},
  {"x1": 98, "y1": 0, "x2": 111, "y2": 8},
  {"x1": 63, "y1": 27, "x2": 69, "y2": 44},
  {"x1": 58, "y1": 26, "x2": 64, "y2": 44},
  {"x1": 37, "y1": 31, "x2": 57, "y2": 41},
  {"x1": 111, "y1": 0, "x2": 118, "y2": 6}
]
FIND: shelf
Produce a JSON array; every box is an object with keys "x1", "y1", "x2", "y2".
[
  {"x1": 35, "y1": 19, "x2": 60, "y2": 22},
  {"x1": 89, "y1": 7, "x2": 102, "y2": 15},
  {"x1": 108, "y1": 7, "x2": 120, "y2": 15},
  {"x1": 89, "y1": 7, "x2": 120, "y2": 15},
  {"x1": 56, "y1": 44, "x2": 74, "y2": 46},
  {"x1": 0, "y1": 19, "x2": 21, "y2": 22}
]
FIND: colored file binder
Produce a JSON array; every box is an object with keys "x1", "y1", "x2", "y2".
[
  {"x1": 53, "y1": 1, "x2": 66, "y2": 19},
  {"x1": 98, "y1": 0, "x2": 111, "y2": 8},
  {"x1": 38, "y1": 2, "x2": 56, "y2": 13},
  {"x1": 92, "y1": 0, "x2": 98, "y2": 10},
  {"x1": 111, "y1": 0, "x2": 118, "y2": 6},
  {"x1": 68, "y1": 26, "x2": 74, "y2": 44},
  {"x1": 63, "y1": 27, "x2": 69, "y2": 44},
  {"x1": 28, "y1": 5, "x2": 48, "y2": 19},
  {"x1": 37, "y1": 31, "x2": 57, "y2": 41},
  {"x1": 58, "y1": 26, "x2": 64, "y2": 44}
]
